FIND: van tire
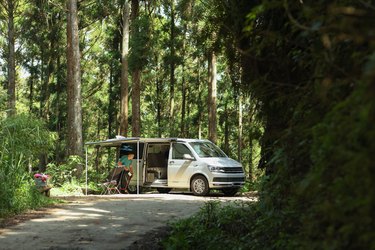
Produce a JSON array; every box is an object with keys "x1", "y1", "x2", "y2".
[
  {"x1": 191, "y1": 175, "x2": 209, "y2": 196},
  {"x1": 127, "y1": 185, "x2": 142, "y2": 194},
  {"x1": 222, "y1": 188, "x2": 239, "y2": 196},
  {"x1": 157, "y1": 188, "x2": 172, "y2": 194}
]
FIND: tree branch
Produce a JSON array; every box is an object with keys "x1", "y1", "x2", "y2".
[
  {"x1": 0, "y1": 0, "x2": 9, "y2": 13},
  {"x1": 47, "y1": 0, "x2": 68, "y2": 12},
  {"x1": 283, "y1": 0, "x2": 315, "y2": 31},
  {"x1": 81, "y1": 23, "x2": 103, "y2": 57}
]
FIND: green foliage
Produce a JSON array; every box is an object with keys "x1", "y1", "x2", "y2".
[
  {"x1": 0, "y1": 114, "x2": 55, "y2": 217},
  {"x1": 163, "y1": 201, "x2": 256, "y2": 250},
  {"x1": 299, "y1": 83, "x2": 375, "y2": 249},
  {"x1": 3, "y1": 1, "x2": 372, "y2": 249},
  {"x1": 50, "y1": 179, "x2": 84, "y2": 196},
  {"x1": 166, "y1": 1, "x2": 375, "y2": 249},
  {"x1": 0, "y1": 114, "x2": 53, "y2": 165},
  {"x1": 229, "y1": 0, "x2": 375, "y2": 249},
  {"x1": 129, "y1": 14, "x2": 152, "y2": 71},
  {"x1": 46, "y1": 155, "x2": 84, "y2": 186}
]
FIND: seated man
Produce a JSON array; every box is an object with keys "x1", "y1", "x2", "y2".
[{"x1": 117, "y1": 152, "x2": 134, "y2": 191}]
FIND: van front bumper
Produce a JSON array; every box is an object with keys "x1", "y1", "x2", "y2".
[{"x1": 211, "y1": 176, "x2": 245, "y2": 188}]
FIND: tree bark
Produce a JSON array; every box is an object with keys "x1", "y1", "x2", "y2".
[
  {"x1": 29, "y1": 59, "x2": 35, "y2": 113},
  {"x1": 208, "y1": 51, "x2": 217, "y2": 144},
  {"x1": 6, "y1": 0, "x2": 16, "y2": 117},
  {"x1": 197, "y1": 59, "x2": 202, "y2": 139},
  {"x1": 132, "y1": 69, "x2": 141, "y2": 137},
  {"x1": 40, "y1": 39, "x2": 54, "y2": 120},
  {"x1": 156, "y1": 64, "x2": 162, "y2": 137},
  {"x1": 131, "y1": 0, "x2": 141, "y2": 137},
  {"x1": 119, "y1": 1, "x2": 130, "y2": 136},
  {"x1": 66, "y1": 0, "x2": 83, "y2": 170},
  {"x1": 181, "y1": 68, "x2": 186, "y2": 137},
  {"x1": 238, "y1": 93, "x2": 243, "y2": 162},
  {"x1": 169, "y1": 1, "x2": 176, "y2": 136},
  {"x1": 55, "y1": 55, "x2": 64, "y2": 164},
  {"x1": 108, "y1": 62, "x2": 115, "y2": 139},
  {"x1": 224, "y1": 102, "x2": 229, "y2": 154},
  {"x1": 180, "y1": 23, "x2": 187, "y2": 137}
]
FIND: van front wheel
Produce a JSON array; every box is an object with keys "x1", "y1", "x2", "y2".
[{"x1": 191, "y1": 175, "x2": 209, "y2": 196}]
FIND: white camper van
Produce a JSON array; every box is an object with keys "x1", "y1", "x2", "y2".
[{"x1": 86, "y1": 137, "x2": 245, "y2": 196}]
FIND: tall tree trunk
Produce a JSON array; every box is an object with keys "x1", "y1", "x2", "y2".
[
  {"x1": 169, "y1": 1, "x2": 176, "y2": 136},
  {"x1": 108, "y1": 63, "x2": 115, "y2": 138},
  {"x1": 38, "y1": 29, "x2": 50, "y2": 174},
  {"x1": 131, "y1": 0, "x2": 141, "y2": 137},
  {"x1": 55, "y1": 55, "x2": 64, "y2": 163},
  {"x1": 186, "y1": 81, "x2": 191, "y2": 138},
  {"x1": 6, "y1": 0, "x2": 16, "y2": 117},
  {"x1": 208, "y1": 51, "x2": 217, "y2": 143},
  {"x1": 156, "y1": 66, "x2": 162, "y2": 137},
  {"x1": 66, "y1": 0, "x2": 83, "y2": 173},
  {"x1": 180, "y1": 67, "x2": 186, "y2": 137},
  {"x1": 40, "y1": 40, "x2": 54, "y2": 120},
  {"x1": 132, "y1": 70, "x2": 141, "y2": 137},
  {"x1": 197, "y1": 59, "x2": 202, "y2": 139},
  {"x1": 247, "y1": 101, "x2": 255, "y2": 182},
  {"x1": 248, "y1": 131, "x2": 254, "y2": 182},
  {"x1": 29, "y1": 59, "x2": 35, "y2": 113},
  {"x1": 119, "y1": 1, "x2": 130, "y2": 136},
  {"x1": 224, "y1": 102, "x2": 229, "y2": 154},
  {"x1": 180, "y1": 23, "x2": 187, "y2": 137},
  {"x1": 238, "y1": 93, "x2": 243, "y2": 162}
]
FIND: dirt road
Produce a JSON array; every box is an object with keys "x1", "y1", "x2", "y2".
[{"x1": 0, "y1": 193, "x2": 254, "y2": 250}]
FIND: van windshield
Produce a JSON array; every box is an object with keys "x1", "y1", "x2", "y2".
[{"x1": 189, "y1": 141, "x2": 227, "y2": 158}]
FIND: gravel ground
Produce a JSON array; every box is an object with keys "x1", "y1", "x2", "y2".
[{"x1": 0, "y1": 193, "x2": 256, "y2": 250}]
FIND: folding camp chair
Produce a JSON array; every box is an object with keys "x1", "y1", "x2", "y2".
[
  {"x1": 118, "y1": 170, "x2": 133, "y2": 193},
  {"x1": 101, "y1": 167, "x2": 123, "y2": 195},
  {"x1": 102, "y1": 166, "x2": 133, "y2": 194}
]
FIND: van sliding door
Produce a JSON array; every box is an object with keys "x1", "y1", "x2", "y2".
[{"x1": 168, "y1": 143, "x2": 195, "y2": 188}]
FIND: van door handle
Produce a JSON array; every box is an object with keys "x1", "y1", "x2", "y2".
[{"x1": 169, "y1": 161, "x2": 174, "y2": 164}]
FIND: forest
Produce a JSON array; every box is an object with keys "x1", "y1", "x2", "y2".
[{"x1": 1, "y1": 0, "x2": 374, "y2": 249}]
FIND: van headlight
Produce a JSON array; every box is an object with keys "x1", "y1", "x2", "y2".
[{"x1": 208, "y1": 165, "x2": 225, "y2": 173}]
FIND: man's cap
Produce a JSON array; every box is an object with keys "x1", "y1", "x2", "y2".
[{"x1": 120, "y1": 145, "x2": 134, "y2": 152}]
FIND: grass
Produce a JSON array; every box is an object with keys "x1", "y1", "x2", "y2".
[
  {"x1": 163, "y1": 200, "x2": 258, "y2": 250},
  {"x1": 0, "y1": 114, "x2": 57, "y2": 218}
]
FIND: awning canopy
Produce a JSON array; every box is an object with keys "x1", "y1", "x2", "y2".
[{"x1": 85, "y1": 136, "x2": 179, "y2": 148}]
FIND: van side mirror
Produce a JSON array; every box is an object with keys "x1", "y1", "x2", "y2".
[{"x1": 183, "y1": 154, "x2": 195, "y2": 161}]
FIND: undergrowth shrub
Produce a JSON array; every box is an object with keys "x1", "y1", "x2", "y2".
[
  {"x1": 0, "y1": 114, "x2": 54, "y2": 217},
  {"x1": 164, "y1": 201, "x2": 258, "y2": 250},
  {"x1": 47, "y1": 155, "x2": 83, "y2": 186}
]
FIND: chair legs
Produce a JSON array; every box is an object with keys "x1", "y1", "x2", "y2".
[
  {"x1": 102, "y1": 180, "x2": 120, "y2": 195},
  {"x1": 101, "y1": 170, "x2": 133, "y2": 195}
]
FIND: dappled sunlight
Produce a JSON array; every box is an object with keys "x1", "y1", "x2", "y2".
[
  {"x1": 88, "y1": 193, "x2": 254, "y2": 202},
  {"x1": 0, "y1": 230, "x2": 28, "y2": 238},
  {"x1": 0, "y1": 194, "x2": 254, "y2": 249},
  {"x1": 78, "y1": 207, "x2": 111, "y2": 214}
]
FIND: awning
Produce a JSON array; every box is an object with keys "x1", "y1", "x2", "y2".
[
  {"x1": 85, "y1": 136, "x2": 141, "y2": 147},
  {"x1": 85, "y1": 137, "x2": 142, "y2": 195},
  {"x1": 84, "y1": 137, "x2": 178, "y2": 195}
]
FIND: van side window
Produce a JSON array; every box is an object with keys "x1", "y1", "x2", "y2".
[{"x1": 172, "y1": 143, "x2": 191, "y2": 159}]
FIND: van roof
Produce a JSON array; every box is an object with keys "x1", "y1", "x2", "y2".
[{"x1": 85, "y1": 137, "x2": 210, "y2": 147}]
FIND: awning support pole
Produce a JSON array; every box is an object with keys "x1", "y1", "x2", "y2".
[
  {"x1": 85, "y1": 146, "x2": 88, "y2": 195},
  {"x1": 137, "y1": 140, "x2": 139, "y2": 194}
]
